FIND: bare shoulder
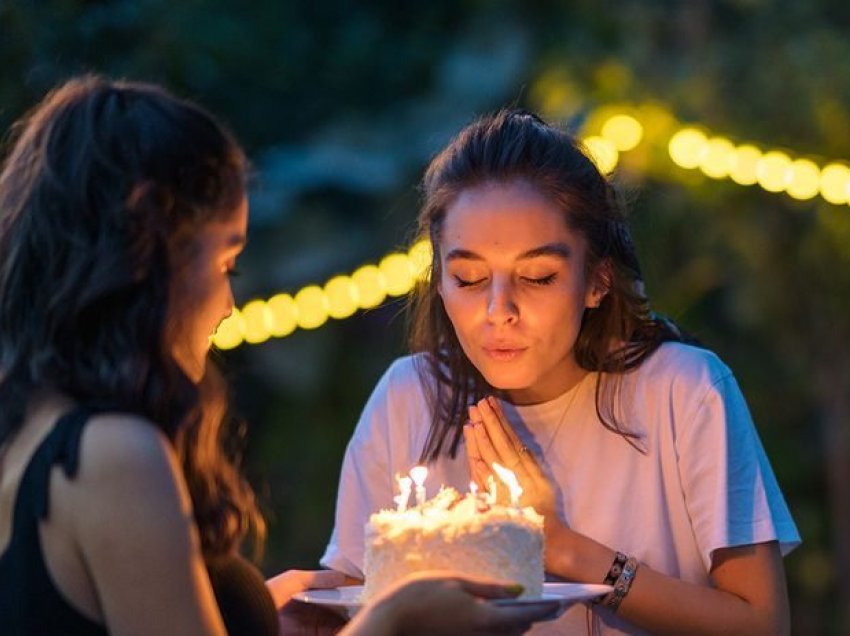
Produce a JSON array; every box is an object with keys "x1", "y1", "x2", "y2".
[
  {"x1": 55, "y1": 412, "x2": 191, "y2": 524},
  {"x1": 80, "y1": 412, "x2": 177, "y2": 468}
]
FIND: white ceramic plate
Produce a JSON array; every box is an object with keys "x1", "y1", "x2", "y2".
[{"x1": 292, "y1": 582, "x2": 612, "y2": 618}]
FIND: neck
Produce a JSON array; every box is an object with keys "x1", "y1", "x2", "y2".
[{"x1": 506, "y1": 367, "x2": 589, "y2": 405}]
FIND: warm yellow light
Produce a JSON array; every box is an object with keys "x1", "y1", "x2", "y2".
[
  {"x1": 786, "y1": 159, "x2": 821, "y2": 201},
  {"x1": 324, "y1": 275, "x2": 359, "y2": 320},
  {"x1": 601, "y1": 114, "x2": 643, "y2": 152},
  {"x1": 351, "y1": 264, "x2": 386, "y2": 309},
  {"x1": 294, "y1": 285, "x2": 328, "y2": 330},
  {"x1": 583, "y1": 136, "x2": 619, "y2": 174},
  {"x1": 267, "y1": 293, "x2": 298, "y2": 337},
  {"x1": 699, "y1": 137, "x2": 735, "y2": 179},
  {"x1": 408, "y1": 239, "x2": 432, "y2": 280},
  {"x1": 379, "y1": 253, "x2": 415, "y2": 297},
  {"x1": 668, "y1": 128, "x2": 707, "y2": 170},
  {"x1": 819, "y1": 163, "x2": 850, "y2": 205},
  {"x1": 756, "y1": 151, "x2": 792, "y2": 193},
  {"x1": 728, "y1": 144, "x2": 762, "y2": 186},
  {"x1": 241, "y1": 300, "x2": 274, "y2": 344},
  {"x1": 212, "y1": 310, "x2": 245, "y2": 350}
]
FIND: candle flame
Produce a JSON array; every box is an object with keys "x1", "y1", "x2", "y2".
[
  {"x1": 394, "y1": 475, "x2": 412, "y2": 512},
  {"x1": 409, "y1": 465, "x2": 428, "y2": 487},
  {"x1": 469, "y1": 481, "x2": 478, "y2": 495},
  {"x1": 491, "y1": 461, "x2": 523, "y2": 505}
]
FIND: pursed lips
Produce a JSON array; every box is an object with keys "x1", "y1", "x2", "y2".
[{"x1": 482, "y1": 343, "x2": 528, "y2": 360}]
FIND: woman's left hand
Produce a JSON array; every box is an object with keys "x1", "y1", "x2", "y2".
[
  {"x1": 463, "y1": 396, "x2": 558, "y2": 519},
  {"x1": 267, "y1": 569, "x2": 347, "y2": 608}
]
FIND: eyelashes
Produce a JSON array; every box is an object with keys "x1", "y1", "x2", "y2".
[{"x1": 452, "y1": 274, "x2": 557, "y2": 288}]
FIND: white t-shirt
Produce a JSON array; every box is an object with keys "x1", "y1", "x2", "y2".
[{"x1": 321, "y1": 342, "x2": 800, "y2": 634}]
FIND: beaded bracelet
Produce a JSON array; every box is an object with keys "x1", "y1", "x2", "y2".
[
  {"x1": 602, "y1": 556, "x2": 639, "y2": 613},
  {"x1": 602, "y1": 551, "x2": 628, "y2": 586}
]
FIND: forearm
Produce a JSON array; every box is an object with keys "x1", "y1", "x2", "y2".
[{"x1": 546, "y1": 521, "x2": 790, "y2": 635}]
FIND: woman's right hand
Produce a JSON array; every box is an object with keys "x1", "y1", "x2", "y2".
[{"x1": 343, "y1": 571, "x2": 562, "y2": 636}]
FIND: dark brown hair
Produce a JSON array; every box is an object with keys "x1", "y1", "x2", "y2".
[
  {"x1": 0, "y1": 75, "x2": 263, "y2": 556},
  {"x1": 410, "y1": 110, "x2": 692, "y2": 461}
]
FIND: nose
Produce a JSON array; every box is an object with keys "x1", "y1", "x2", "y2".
[{"x1": 487, "y1": 277, "x2": 519, "y2": 325}]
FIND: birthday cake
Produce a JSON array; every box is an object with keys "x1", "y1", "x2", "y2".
[{"x1": 362, "y1": 485, "x2": 545, "y2": 601}]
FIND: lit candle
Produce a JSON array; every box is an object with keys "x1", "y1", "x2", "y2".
[
  {"x1": 409, "y1": 465, "x2": 428, "y2": 506},
  {"x1": 470, "y1": 480, "x2": 488, "y2": 512},
  {"x1": 486, "y1": 474, "x2": 498, "y2": 505},
  {"x1": 394, "y1": 474, "x2": 412, "y2": 512},
  {"x1": 491, "y1": 462, "x2": 523, "y2": 507}
]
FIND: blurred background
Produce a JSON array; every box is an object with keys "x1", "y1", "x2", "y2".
[{"x1": 2, "y1": 1, "x2": 847, "y2": 632}]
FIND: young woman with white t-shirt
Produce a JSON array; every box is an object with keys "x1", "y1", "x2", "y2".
[{"x1": 321, "y1": 110, "x2": 800, "y2": 635}]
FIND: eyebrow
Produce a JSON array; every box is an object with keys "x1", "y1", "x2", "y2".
[{"x1": 444, "y1": 242, "x2": 572, "y2": 262}]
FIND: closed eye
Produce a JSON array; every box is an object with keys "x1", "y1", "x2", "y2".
[
  {"x1": 453, "y1": 275, "x2": 486, "y2": 288},
  {"x1": 522, "y1": 273, "x2": 557, "y2": 286}
]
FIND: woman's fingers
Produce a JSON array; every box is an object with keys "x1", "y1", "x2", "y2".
[
  {"x1": 463, "y1": 418, "x2": 490, "y2": 488},
  {"x1": 475, "y1": 398, "x2": 520, "y2": 466},
  {"x1": 266, "y1": 569, "x2": 346, "y2": 608}
]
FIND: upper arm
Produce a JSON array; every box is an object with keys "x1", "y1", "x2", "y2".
[
  {"x1": 710, "y1": 541, "x2": 790, "y2": 634},
  {"x1": 67, "y1": 415, "x2": 226, "y2": 636}
]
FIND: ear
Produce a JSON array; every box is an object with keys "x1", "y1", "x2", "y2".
[{"x1": 585, "y1": 259, "x2": 612, "y2": 309}]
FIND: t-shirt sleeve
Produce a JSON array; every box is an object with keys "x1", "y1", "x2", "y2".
[
  {"x1": 319, "y1": 363, "x2": 400, "y2": 578},
  {"x1": 676, "y1": 369, "x2": 801, "y2": 572}
]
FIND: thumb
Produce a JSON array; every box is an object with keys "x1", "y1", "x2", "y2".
[
  {"x1": 301, "y1": 569, "x2": 347, "y2": 590},
  {"x1": 456, "y1": 576, "x2": 525, "y2": 600}
]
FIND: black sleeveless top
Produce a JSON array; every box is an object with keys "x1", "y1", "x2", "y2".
[{"x1": 0, "y1": 407, "x2": 279, "y2": 636}]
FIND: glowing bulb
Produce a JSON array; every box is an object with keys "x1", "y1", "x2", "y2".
[
  {"x1": 697, "y1": 136, "x2": 735, "y2": 179},
  {"x1": 820, "y1": 163, "x2": 850, "y2": 204},
  {"x1": 379, "y1": 253, "x2": 415, "y2": 297},
  {"x1": 267, "y1": 293, "x2": 298, "y2": 337},
  {"x1": 212, "y1": 309, "x2": 245, "y2": 350},
  {"x1": 324, "y1": 275, "x2": 358, "y2": 320},
  {"x1": 583, "y1": 136, "x2": 619, "y2": 174},
  {"x1": 756, "y1": 151, "x2": 792, "y2": 193},
  {"x1": 786, "y1": 159, "x2": 821, "y2": 201},
  {"x1": 352, "y1": 264, "x2": 386, "y2": 309},
  {"x1": 294, "y1": 285, "x2": 328, "y2": 330},
  {"x1": 668, "y1": 128, "x2": 707, "y2": 169},
  {"x1": 241, "y1": 299, "x2": 273, "y2": 344},
  {"x1": 407, "y1": 239, "x2": 432, "y2": 281},
  {"x1": 601, "y1": 114, "x2": 643, "y2": 151},
  {"x1": 728, "y1": 144, "x2": 762, "y2": 186}
]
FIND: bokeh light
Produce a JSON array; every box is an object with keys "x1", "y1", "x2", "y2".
[
  {"x1": 352, "y1": 264, "x2": 387, "y2": 309},
  {"x1": 324, "y1": 275, "x2": 359, "y2": 320},
  {"x1": 294, "y1": 285, "x2": 328, "y2": 330},
  {"x1": 668, "y1": 128, "x2": 707, "y2": 170},
  {"x1": 728, "y1": 144, "x2": 762, "y2": 186},
  {"x1": 601, "y1": 114, "x2": 643, "y2": 151},
  {"x1": 583, "y1": 135, "x2": 619, "y2": 174},
  {"x1": 756, "y1": 150, "x2": 792, "y2": 193}
]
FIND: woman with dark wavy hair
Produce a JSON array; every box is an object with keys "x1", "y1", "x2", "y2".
[
  {"x1": 0, "y1": 79, "x2": 558, "y2": 636},
  {"x1": 323, "y1": 110, "x2": 800, "y2": 634}
]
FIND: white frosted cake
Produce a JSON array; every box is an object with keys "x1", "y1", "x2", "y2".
[{"x1": 362, "y1": 486, "x2": 544, "y2": 601}]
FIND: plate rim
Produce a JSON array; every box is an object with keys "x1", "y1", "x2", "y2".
[{"x1": 291, "y1": 581, "x2": 613, "y2": 609}]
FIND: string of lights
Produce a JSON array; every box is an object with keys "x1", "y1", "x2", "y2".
[{"x1": 213, "y1": 108, "x2": 848, "y2": 350}]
